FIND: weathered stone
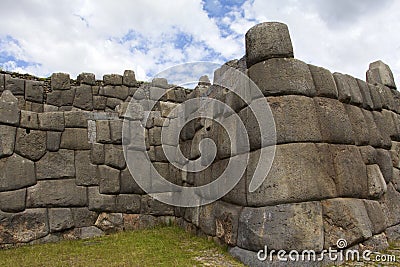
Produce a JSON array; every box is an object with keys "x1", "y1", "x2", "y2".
[
  {"x1": 103, "y1": 74, "x2": 123, "y2": 86},
  {"x1": 367, "y1": 60, "x2": 396, "y2": 89},
  {"x1": 314, "y1": 97, "x2": 354, "y2": 144},
  {"x1": 362, "y1": 110, "x2": 386, "y2": 148},
  {"x1": 27, "y1": 179, "x2": 87, "y2": 207},
  {"x1": 268, "y1": 95, "x2": 322, "y2": 144},
  {"x1": 104, "y1": 144, "x2": 126, "y2": 170},
  {"x1": 245, "y1": 22, "x2": 293, "y2": 68},
  {"x1": 91, "y1": 143, "x2": 105, "y2": 164},
  {"x1": 0, "y1": 125, "x2": 16, "y2": 157},
  {"x1": 106, "y1": 97, "x2": 123, "y2": 109},
  {"x1": 0, "y1": 90, "x2": 20, "y2": 126},
  {"x1": 123, "y1": 70, "x2": 136, "y2": 86},
  {"x1": 368, "y1": 84, "x2": 383, "y2": 110},
  {"x1": 140, "y1": 195, "x2": 174, "y2": 216},
  {"x1": 123, "y1": 214, "x2": 158, "y2": 231},
  {"x1": 60, "y1": 128, "x2": 90, "y2": 150},
  {"x1": 46, "y1": 131, "x2": 61, "y2": 152},
  {"x1": 376, "y1": 148, "x2": 393, "y2": 183},
  {"x1": 25, "y1": 80, "x2": 44, "y2": 103},
  {"x1": 100, "y1": 85, "x2": 129, "y2": 100},
  {"x1": 247, "y1": 144, "x2": 336, "y2": 206},
  {"x1": 29, "y1": 102, "x2": 44, "y2": 113},
  {"x1": 73, "y1": 85, "x2": 93, "y2": 110},
  {"x1": 152, "y1": 78, "x2": 169, "y2": 89},
  {"x1": 344, "y1": 104, "x2": 369, "y2": 145},
  {"x1": 75, "y1": 150, "x2": 98, "y2": 186},
  {"x1": 366, "y1": 164, "x2": 387, "y2": 199},
  {"x1": 109, "y1": 120, "x2": 122, "y2": 144},
  {"x1": 51, "y1": 73, "x2": 70, "y2": 90},
  {"x1": 379, "y1": 183, "x2": 400, "y2": 226},
  {"x1": 48, "y1": 208, "x2": 74, "y2": 232},
  {"x1": 93, "y1": 95, "x2": 107, "y2": 110},
  {"x1": 71, "y1": 208, "x2": 98, "y2": 228},
  {"x1": 64, "y1": 111, "x2": 89, "y2": 128},
  {"x1": 95, "y1": 212, "x2": 123, "y2": 233},
  {"x1": 377, "y1": 84, "x2": 395, "y2": 110},
  {"x1": 46, "y1": 89, "x2": 75, "y2": 107},
  {"x1": 115, "y1": 194, "x2": 141, "y2": 213},
  {"x1": 238, "y1": 202, "x2": 323, "y2": 251},
  {"x1": 77, "y1": 72, "x2": 96, "y2": 85},
  {"x1": 43, "y1": 104, "x2": 59, "y2": 112},
  {"x1": 38, "y1": 112, "x2": 64, "y2": 131},
  {"x1": 0, "y1": 208, "x2": 48, "y2": 244},
  {"x1": 120, "y1": 168, "x2": 145, "y2": 194},
  {"x1": 359, "y1": 146, "x2": 377, "y2": 165},
  {"x1": 386, "y1": 224, "x2": 400, "y2": 242},
  {"x1": 357, "y1": 79, "x2": 374, "y2": 110},
  {"x1": 329, "y1": 145, "x2": 368, "y2": 198},
  {"x1": 14, "y1": 128, "x2": 46, "y2": 161},
  {"x1": 333, "y1": 73, "x2": 363, "y2": 104},
  {"x1": 88, "y1": 187, "x2": 116, "y2": 212},
  {"x1": 99, "y1": 165, "x2": 120, "y2": 194},
  {"x1": 393, "y1": 168, "x2": 400, "y2": 192},
  {"x1": 0, "y1": 188, "x2": 26, "y2": 212},
  {"x1": 36, "y1": 149, "x2": 75, "y2": 179},
  {"x1": 363, "y1": 200, "x2": 388, "y2": 235},
  {"x1": 4, "y1": 75, "x2": 24, "y2": 95},
  {"x1": 0, "y1": 154, "x2": 36, "y2": 191},
  {"x1": 0, "y1": 74, "x2": 4, "y2": 92},
  {"x1": 322, "y1": 198, "x2": 372, "y2": 248},
  {"x1": 248, "y1": 58, "x2": 316, "y2": 97},
  {"x1": 362, "y1": 233, "x2": 390, "y2": 253},
  {"x1": 95, "y1": 120, "x2": 110, "y2": 143},
  {"x1": 68, "y1": 226, "x2": 104, "y2": 239},
  {"x1": 213, "y1": 201, "x2": 242, "y2": 246},
  {"x1": 19, "y1": 110, "x2": 39, "y2": 129},
  {"x1": 308, "y1": 64, "x2": 338, "y2": 98}
]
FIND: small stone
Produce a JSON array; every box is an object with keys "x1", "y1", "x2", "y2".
[
  {"x1": 71, "y1": 208, "x2": 98, "y2": 228},
  {"x1": 95, "y1": 213, "x2": 123, "y2": 233},
  {"x1": 366, "y1": 164, "x2": 387, "y2": 199},
  {"x1": 88, "y1": 187, "x2": 116, "y2": 212}
]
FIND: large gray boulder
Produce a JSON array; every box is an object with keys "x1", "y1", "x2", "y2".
[
  {"x1": 0, "y1": 154, "x2": 36, "y2": 191},
  {"x1": 0, "y1": 90, "x2": 20, "y2": 126},
  {"x1": 367, "y1": 60, "x2": 396, "y2": 89},
  {"x1": 36, "y1": 149, "x2": 75, "y2": 179},
  {"x1": 245, "y1": 22, "x2": 294, "y2": 68},
  {"x1": 14, "y1": 128, "x2": 47, "y2": 161},
  {"x1": 0, "y1": 125, "x2": 16, "y2": 157}
]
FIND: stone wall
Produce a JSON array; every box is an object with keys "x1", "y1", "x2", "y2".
[{"x1": 1, "y1": 21, "x2": 400, "y2": 266}]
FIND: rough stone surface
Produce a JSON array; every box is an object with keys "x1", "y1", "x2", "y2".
[
  {"x1": 5, "y1": 75, "x2": 24, "y2": 95},
  {"x1": 245, "y1": 22, "x2": 293, "y2": 68},
  {"x1": 363, "y1": 199, "x2": 388, "y2": 234},
  {"x1": 103, "y1": 74, "x2": 123, "y2": 86},
  {"x1": 123, "y1": 70, "x2": 136, "y2": 86},
  {"x1": 120, "y1": 168, "x2": 145, "y2": 194},
  {"x1": 0, "y1": 188, "x2": 26, "y2": 212},
  {"x1": 0, "y1": 125, "x2": 16, "y2": 157},
  {"x1": 0, "y1": 90, "x2": 20, "y2": 126},
  {"x1": 95, "y1": 212, "x2": 123, "y2": 233},
  {"x1": 46, "y1": 89, "x2": 75, "y2": 107},
  {"x1": 344, "y1": 104, "x2": 369, "y2": 145},
  {"x1": 366, "y1": 164, "x2": 387, "y2": 199},
  {"x1": 322, "y1": 198, "x2": 372, "y2": 249},
  {"x1": 104, "y1": 144, "x2": 126, "y2": 170},
  {"x1": 73, "y1": 85, "x2": 93, "y2": 110},
  {"x1": 308, "y1": 64, "x2": 338, "y2": 98},
  {"x1": 376, "y1": 148, "x2": 393, "y2": 183},
  {"x1": 51, "y1": 73, "x2": 70, "y2": 90},
  {"x1": 15, "y1": 128, "x2": 47, "y2": 161},
  {"x1": 77, "y1": 72, "x2": 96, "y2": 85},
  {"x1": 238, "y1": 202, "x2": 323, "y2": 251},
  {"x1": 367, "y1": 60, "x2": 396, "y2": 89},
  {"x1": 91, "y1": 143, "x2": 105, "y2": 164},
  {"x1": 60, "y1": 128, "x2": 90, "y2": 150},
  {"x1": 99, "y1": 165, "x2": 120, "y2": 194},
  {"x1": 20, "y1": 110, "x2": 39, "y2": 129},
  {"x1": 71, "y1": 208, "x2": 98, "y2": 228},
  {"x1": 314, "y1": 97, "x2": 355, "y2": 144},
  {"x1": 38, "y1": 112, "x2": 65, "y2": 131},
  {"x1": 357, "y1": 79, "x2": 374, "y2": 110},
  {"x1": 75, "y1": 150, "x2": 98, "y2": 186},
  {"x1": 115, "y1": 194, "x2": 141, "y2": 213},
  {"x1": 140, "y1": 195, "x2": 174, "y2": 216},
  {"x1": 386, "y1": 224, "x2": 400, "y2": 242},
  {"x1": 49, "y1": 208, "x2": 74, "y2": 232},
  {"x1": 247, "y1": 144, "x2": 336, "y2": 206},
  {"x1": 25, "y1": 80, "x2": 44, "y2": 103},
  {"x1": 26, "y1": 179, "x2": 87, "y2": 207},
  {"x1": 88, "y1": 187, "x2": 116, "y2": 212},
  {"x1": 380, "y1": 183, "x2": 400, "y2": 226},
  {"x1": 64, "y1": 111, "x2": 89, "y2": 128},
  {"x1": 0, "y1": 208, "x2": 48, "y2": 244},
  {"x1": 248, "y1": 58, "x2": 316, "y2": 97},
  {"x1": 100, "y1": 85, "x2": 129, "y2": 100},
  {"x1": 36, "y1": 149, "x2": 75, "y2": 179},
  {"x1": 0, "y1": 154, "x2": 36, "y2": 191},
  {"x1": 46, "y1": 131, "x2": 61, "y2": 152}
]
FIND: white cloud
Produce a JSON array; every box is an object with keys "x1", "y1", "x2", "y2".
[{"x1": 0, "y1": 0, "x2": 399, "y2": 88}]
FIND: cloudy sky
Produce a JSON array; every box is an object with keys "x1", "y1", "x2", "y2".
[{"x1": 0, "y1": 0, "x2": 399, "y2": 86}]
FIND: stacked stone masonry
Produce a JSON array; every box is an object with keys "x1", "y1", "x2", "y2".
[{"x1": 1, "y1": 22, "x2": 400, "y2": 266}]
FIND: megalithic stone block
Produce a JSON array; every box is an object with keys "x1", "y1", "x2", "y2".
[
  {"x1": 0, "y1": 90, "x2": 20, "y2": 126},
  {"x1": 245, "y1": 22, "x2": 294, "y2": 68},
  {"x1": 367, "y1": 60, "x2": 396, "y2": 89}
]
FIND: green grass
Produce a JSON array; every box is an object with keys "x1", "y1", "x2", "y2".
[{"x1": 0, "y1": 226, "x2": 244, "y2": 267}]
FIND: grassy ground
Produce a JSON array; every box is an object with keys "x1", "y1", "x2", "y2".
[{"x1": 0, "y1": 226, "x2": 245, "y2": 267}]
